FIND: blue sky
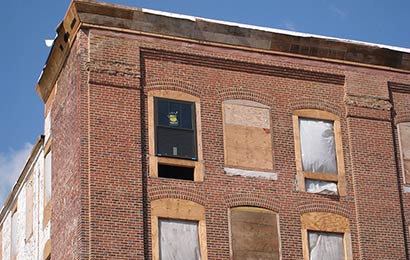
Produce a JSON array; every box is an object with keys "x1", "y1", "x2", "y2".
[{"x1": 0, "y1": 0, "x2": 409, "y2": 204}]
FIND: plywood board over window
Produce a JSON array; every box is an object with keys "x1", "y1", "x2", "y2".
[
  {"x1": 398, "y1": 122, "x2": 410, "y2": 183},
  {"x1": 230, "y1": 207, "x2": 280, "y2": 260},
  {"x1": 223, "y1": 100, "x2": 273, "y2": 171}
]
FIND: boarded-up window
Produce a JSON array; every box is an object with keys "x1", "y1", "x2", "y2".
[
  {"x1": 230, "y1": 207, "x2": 279, "y2": 260},
  {"x1": 308, "y1": 232, "x2": 344, "y2": 260},
  {"x1": 223, "y1": 100, "x2": 273, "y2": 171},
  {"x1": 159, "y1": 219, "x2": 201, "y2": 260},
  {"x1": 45, "y1": 150, "x2": 52, "y2": 203},
  {"x1": 25, "y1": 174, "x2": 34, "y2": 240},
  {"x1": 398, "y1": 122, "x2": 410, "y2": 183},
  {"x1": 11, "y1": 208, "x2": 18, "y2": 259}
]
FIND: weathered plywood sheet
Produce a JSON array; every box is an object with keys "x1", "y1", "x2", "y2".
[
  {"x1": 399, "y1": 123, "x2": 410, "y2": 182},
  {"x1": 224, "y1": 102, "x2": 273, "y2": 170},
  {"x1": 225, "y1": 125, "x2": 272, "y2": 170},
  {"x1": 231, "y1": 208, "x2": 279, "y2": 260},
  {"x1": 224, "y1": 103, "x2": 270, "y2": 128}
]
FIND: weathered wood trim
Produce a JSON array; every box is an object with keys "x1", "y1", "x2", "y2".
[
  {"x1": 151, "y1": 199, "x2": 208, "y2": 260},
  {"x1": 300, "y1": 212, "x2": 352, "y2": 260},
  {"x1": 148, "y1": 90, "x2": 204, "y2": 181},
  {"x1": 292, "y1": 109, "x2": 346, "y2": 196}
]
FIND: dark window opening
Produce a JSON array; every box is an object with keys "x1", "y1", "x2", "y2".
[
  {"x1": 158, "y1": 164, "x2": 195, "y2": 181},
  {"x1": 155, "y1": 98, "x2": 197, "y2": 160}
]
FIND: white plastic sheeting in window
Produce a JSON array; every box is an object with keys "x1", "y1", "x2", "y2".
[
  {"x1": 305, "y1": 180, "x2": 338, "y2": 195},
  {"x1": 309, "y1": 231, "x2": 344, "y2": 260},
  {"x1": 159, "y1": 219, "x2": 201, "y2": 260},
  {"x1": 299, "y1": 119, "x2": 337, "y2": 174}
]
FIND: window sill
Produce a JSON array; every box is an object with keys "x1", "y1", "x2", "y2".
[
  {"x1": 149, "y1": 155, "x2": 204, "y2": 182},
  {"x1": 224, "y1": 167, "x2": 277, "y2": 180}
]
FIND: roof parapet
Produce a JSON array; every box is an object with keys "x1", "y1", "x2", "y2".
[{"x1": 36, "y1": 0, "x2": 410, "y2": 102}]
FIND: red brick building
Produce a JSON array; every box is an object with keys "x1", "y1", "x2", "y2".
[{"x1": 35, "y1": 1, "x2": 410, "y2": 259}]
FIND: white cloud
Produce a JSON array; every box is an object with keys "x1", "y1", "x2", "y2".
[
  {"x1": 283, "y1": 20, "x2": 296, "y2": 31},
  {"x1": 0, "y1": 143, "x2": 33, "y2": 207},
  {"x1": 329, "y1": 5, "x2": 348, "y2": 19}
]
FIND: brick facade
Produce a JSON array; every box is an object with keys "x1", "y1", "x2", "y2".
[{"x1": 30, "y1": 1, "x2": 410, "y2": 259}]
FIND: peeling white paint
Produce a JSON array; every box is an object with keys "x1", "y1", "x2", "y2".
[
  {"x1": 224, "y1": 167, "x2": 278, "y2": 180},
  {"x1": 0, "y1": 148, "x2": 50, "y2": 260}
]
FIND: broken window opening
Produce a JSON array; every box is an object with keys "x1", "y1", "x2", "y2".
[
  {"x1": 305, "y1": 179, "x2": 338, "y2": 195},
  {"x1": 158, "y1": 164, "x2": 195, "y2": 181}
]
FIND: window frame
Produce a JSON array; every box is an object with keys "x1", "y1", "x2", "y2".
[
  {"x1": 292, "y1": 109, "x2": 346, "y2": 195},
  {"x1": 148, "y1": 90, "x2": 204, "y2": 181},
  {"x1": 43, "y1": 141, "x2": 52, "y2": 227},
  {"x1": 397, "y1": 122, "x2": 410, "y2": 184},
  {"x1": 25, "y1": 172, "x2": 34, "y2": 240},
  {"x1": 10, "y1": 204, "x2": 18, "y2": 260},
  {"x1": 151, "y1": 199, "x2": 208, "y2": 260},
  {"x1": 43, "y1": 239, "x2": 51, "y2": 260},
  {"x1": 301, "y1": 212, "x2": 352, "y2": 260},
  {"x1": 154, "y1": 97, "x2": 198, "y2": 160}
]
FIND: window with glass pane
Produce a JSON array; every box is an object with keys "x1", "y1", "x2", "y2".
[
  {"x1": 159, "y1": 219, "x2": 201, "y2": 260},
  {"x1": 308, "y1": 231, "x2": 345, "y2": 260},
  {"x1": 155, "y1": 98, "x2": 197, "y2": 160}
]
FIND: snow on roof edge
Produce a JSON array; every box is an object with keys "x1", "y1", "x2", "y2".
[{"x1": 141, "y1": 8, "x2": 410, "y2": 54}]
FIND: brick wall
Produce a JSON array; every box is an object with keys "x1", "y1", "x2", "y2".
[{"x1": 50, "y1": 25, "x2": 410, "y2": 259}]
